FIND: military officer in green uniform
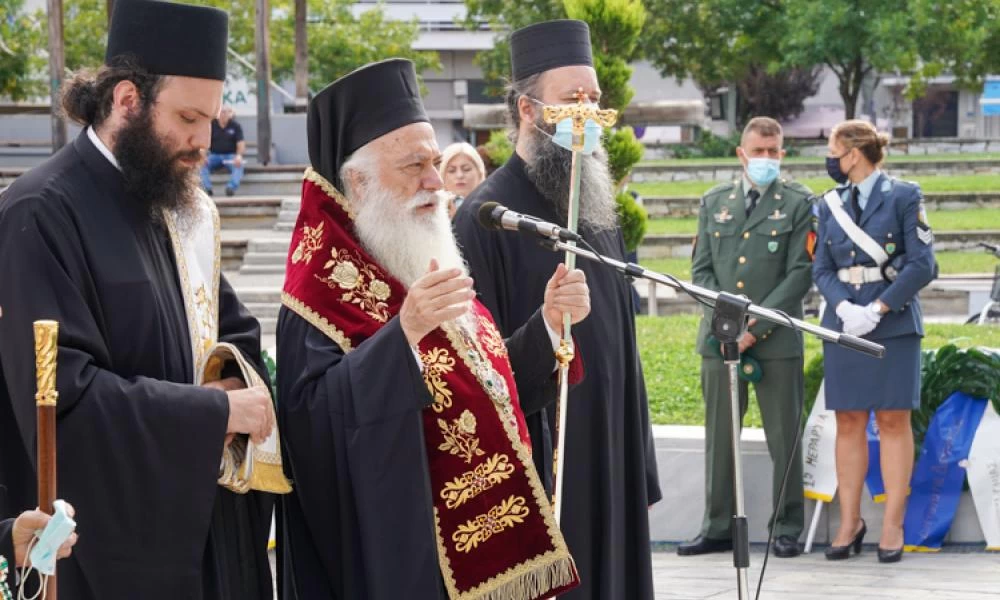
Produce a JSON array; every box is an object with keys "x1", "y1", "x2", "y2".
[{"x1": 679, "y1": 117, "x2": 814, "y2": 558}]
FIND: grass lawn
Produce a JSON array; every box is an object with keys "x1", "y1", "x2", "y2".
[
  {"x1": 639, "y1": 152, "x2": 1000, "y2": 167},
  {"x1": 632, "y1": 174, "x2": 1000, "y2": 198},
  {"x1": 644, "y1": 208, "x2": 1000, "y2": 236},
  {"x1": 638, "y1": 315, "x2": 1000, "y2": 427},
  {"x1": 637, "y1": 251, "x2": 998, "y2": 278}
]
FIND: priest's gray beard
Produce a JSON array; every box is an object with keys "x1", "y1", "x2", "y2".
[
  {"x1": 522, "y1": 120, "x2": 618, "y2": 232},
  {"x1": 351, "y1": 177, "x2": 468, "y2": 290}
]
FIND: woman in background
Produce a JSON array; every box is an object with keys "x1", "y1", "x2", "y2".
[
  {"x1": 813, "y1": 120, "x2": 936, "y2": 564},
  {"x1": 439, "y1": 142, "x2": 486, "y2": 219}
]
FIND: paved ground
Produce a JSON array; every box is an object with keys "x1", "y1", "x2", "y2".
[
  {"x1": 652, "y1": 547, "x2": 1000, "y2": 600},
  {"x1": 268, "y1": 548, "x2": 1000, "y2": 599}
]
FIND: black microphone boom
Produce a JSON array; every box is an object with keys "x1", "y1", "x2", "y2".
[{"x1": 477, "y1": 201, "x2": 582, "y2": 242}]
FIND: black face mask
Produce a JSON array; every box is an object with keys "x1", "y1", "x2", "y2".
[{"x1": 826, "y1": 153, "x2": 849, "y2": 185}]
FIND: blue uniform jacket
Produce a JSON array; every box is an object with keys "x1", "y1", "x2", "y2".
[{"x1": 813, "y1": 173, "x2": 937, "y2": 340}]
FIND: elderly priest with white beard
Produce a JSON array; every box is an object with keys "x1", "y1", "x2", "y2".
[{"x1": 275, "y1": 58, "x2": 591, "y2": 600}]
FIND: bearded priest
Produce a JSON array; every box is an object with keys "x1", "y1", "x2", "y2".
[
  {"x1": 453, "y1": 19, "x2": 662, "y2": 600},
  {"x1": 275, "y1": 58, "x2": 590, "y2": 599}
]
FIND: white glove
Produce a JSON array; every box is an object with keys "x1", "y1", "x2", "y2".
[{"x1": 836, "y1": 301, "x2": 877, "y2": 337}]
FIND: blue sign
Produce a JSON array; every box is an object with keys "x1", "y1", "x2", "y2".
[{"x1": 982, "y1": 80, "x2": 1000, "y2": 117}]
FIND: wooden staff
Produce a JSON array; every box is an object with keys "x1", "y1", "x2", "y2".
[
  {"x1": 542, "y1": 91, "x2": 617, "y2": 523},
  {"x1": 35, "y1": 320, "x2": 59, "y2": 599}
]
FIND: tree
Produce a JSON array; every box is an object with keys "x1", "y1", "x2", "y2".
[
  {"x1": 564, "y1": 0, "x2": 645, "y2": 113},
  {"x1": 640, "y1": 0, "x2": 771, "y2": 95},
  {"x1": 208, "y1": 0, "x2": 438, "y2": 94},
  {"x1": 641, "y1": 0, "x2": 823, "y2": 127},
  {"x1": 908, "y1": 0, "x2": 1000, "y2": 98},
  {"x1": 463, "y1": 0, "x2": 565, "y2": 95},
  {"x1": 778, "y1": 0, "x2": 918, "y2": 119},
  {"x1": 735, "y1": 64, "x2": 823, "y2": 126},
  {"x1": 0, "y1": 0, "x2": 46, "y2": 101}
]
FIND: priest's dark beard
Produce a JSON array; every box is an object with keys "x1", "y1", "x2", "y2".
[
  {"x1": 114, "y1": 105, "x2": 200, "y2": 222},
  {"x1": 522, "y1": 122, "x2": 618, "y2": 231}
]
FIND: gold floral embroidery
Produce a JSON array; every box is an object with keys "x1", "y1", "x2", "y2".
[
  {"x1": 438, "y1": 410, "x2": 486, "y2": 464},
  {"x1": 477, "y1": 315, "x2": 508, "y2": 358},
  {"x1": 194, "y1": 284, "x2": 216, "y2": 359},
  {"x1": 421, "y1": 347, "x2": 456, "y2": 412},
  {"x1": 291, "y1": 221, "x2": 325, "y2": 265},
  {"x1": 452, "y1": 495, "x2": 530, "y2": 553},
  {"x1": 316, "y1": 247, "x2": 391, "y2": 322},
  {"x1": 440, "y1": 453, "x2": 515, "y2": 510}
]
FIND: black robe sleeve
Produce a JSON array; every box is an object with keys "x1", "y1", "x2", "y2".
[
  {"x1": 0, "y1": 197, "x2": 230, "y2": 596},
  {"x1": 276, "y1": 309, "x2": 444, "y2": 600}
]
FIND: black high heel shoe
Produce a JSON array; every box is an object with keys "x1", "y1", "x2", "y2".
[
  {"x1": 877, "y1": 546, "x2": 903, "y2": 563},
  {"x1": 825, "y1": 519, "x2": 866, "y2": 560}
]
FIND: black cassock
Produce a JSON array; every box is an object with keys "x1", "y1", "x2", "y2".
[
  {"x1": 454, "y1": 152, "x2": 663, "y2": 600},
  {"x1": 0, "y1": 134, "x2": 273, "y2": 599},
  {"x1": 275, "y1": 305, "x2": 557, "y2": 599}
]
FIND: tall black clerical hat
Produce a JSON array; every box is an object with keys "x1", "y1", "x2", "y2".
[
  {"x1": 510, "y1": 19, "x2": 594, "y2": 82},
  {"x1": 105, "y1": 0, "x2": 229, "y2": 81},
  {"x1": 307, "y1": 58, "x2": 430, "y2": 190}
]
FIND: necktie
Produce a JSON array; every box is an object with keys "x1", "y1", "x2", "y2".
[
  {"x1": 851, "y1": 186, "x2": 862, "y2": 224},
  {"x1": 746, "y1": 189, "x2": 760, "y2": 217}
]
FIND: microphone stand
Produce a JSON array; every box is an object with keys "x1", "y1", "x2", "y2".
[{"x1": 537, "y1": 238, "x2": 883, "y2": 600}]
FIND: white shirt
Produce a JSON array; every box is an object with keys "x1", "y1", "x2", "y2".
[{"x1": 87, "y1": 126, "x2": 120, "y2": 170}]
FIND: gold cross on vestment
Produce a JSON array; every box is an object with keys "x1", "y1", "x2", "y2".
[{"x1": 542, "y1": 87, "x2": 619, "y2": 151}]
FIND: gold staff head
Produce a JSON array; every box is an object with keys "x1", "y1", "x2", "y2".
[
  {"x1": 541, "y1": 87, "x2": 619, "y2": 151},
  {"x1": 34, "y1": 320, "x2": 59, "y2": 407}
]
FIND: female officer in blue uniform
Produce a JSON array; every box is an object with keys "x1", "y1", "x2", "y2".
[{"x1": 813, "y1": 120, "x2": 936, "y2": 564}]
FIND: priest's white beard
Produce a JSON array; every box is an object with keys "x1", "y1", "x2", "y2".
[{"x1": 352, "y1": 179, "x2": 468, "y2": 290}]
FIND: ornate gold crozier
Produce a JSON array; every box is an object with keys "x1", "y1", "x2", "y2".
[{"x1": 542, "y1": 90, "x2": 617, "y2": 523}]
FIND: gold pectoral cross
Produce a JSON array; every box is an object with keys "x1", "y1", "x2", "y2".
[{"x1": 542, "y1": 87, "x2": 619, "y2": 152}]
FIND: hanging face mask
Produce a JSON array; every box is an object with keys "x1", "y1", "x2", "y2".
[
  {"x1": 746, "y1": 157, "x2": 781, "y2": 186},
  {"x1": 826, "y1": 153, "x2": 850, "y2": 184},
  {"x1": 528, "y1": 98, "x2": 603, "y2": 155}
]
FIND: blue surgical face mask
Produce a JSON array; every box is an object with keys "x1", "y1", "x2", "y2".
[
  {"x1": 746, "y1": 157, "x2": 780, "y2": 186},
  {"x1": 528, "y1": 97, "x2": 603, "y2": 155},
  {"x1": 826, "y1": 153, "x2": 850, "y2": 184}
]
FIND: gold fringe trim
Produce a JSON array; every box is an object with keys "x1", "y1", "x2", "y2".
[
  {"x1": 303, "y1": 167, "x2": 355, "y2": 220},
  {"x1": 281, "y1": 291, "x2": 354, "y2": 353},
  {"x1": 250, "y1": 460, "x2": 293, "y2": 494},
  {"x1": 476, "y1": 556, "x2": 576, "y2": 600}
]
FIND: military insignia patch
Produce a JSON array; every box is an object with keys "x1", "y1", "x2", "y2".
[
  {"x1": 806, "y1": 231, "x2": 817, "y2": 261},
  {"x1": 917, "y1": 205, "x2": 934, "y2": 245},
  {"x1": 768, "y1": 241, "x2": 779, "y2": 253},
  {"x1": 714, "y1": 207, "x2": 734, "y2": 223},
  {"x1": 885, "y1": 242, "x2": 897, "y2": 254},
  {"x1": 767, "y1": 209, "x2": 787, "y2": 221}
]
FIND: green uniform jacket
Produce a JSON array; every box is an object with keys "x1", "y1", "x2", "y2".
[{"x1": 693, "y1": 177, "x2": 815, "y2": 360}]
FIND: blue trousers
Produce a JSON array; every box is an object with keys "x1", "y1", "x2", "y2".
[{"x1": 200, "y1": 153, "x2": 244, "y2": 191}]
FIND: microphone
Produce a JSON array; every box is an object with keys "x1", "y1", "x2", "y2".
[{"x1": 477, "y1": 201, "x2": 582, "y2": 242}]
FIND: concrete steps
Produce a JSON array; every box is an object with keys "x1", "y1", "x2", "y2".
[
  {"x1": 642, "y1": 191, "x2": 1000, "y2": 218},
  {"x1": 0, "y1": 142, "x2": 270, "y2": 168}
]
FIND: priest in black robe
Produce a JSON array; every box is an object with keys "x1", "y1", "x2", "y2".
[
  {"x1": 0, "y1": 1, "x2": 276, "y2": 598},
  {"x1": 453, "y1": 20, "x2": 662, "y2": 600},
  {"x1": 275, "y1": 59, "x2": 589, "y2": 599}
]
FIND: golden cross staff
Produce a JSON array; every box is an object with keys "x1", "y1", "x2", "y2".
[{"x1": 543, "y1": 89, "x2": 617, "y2": 524}]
